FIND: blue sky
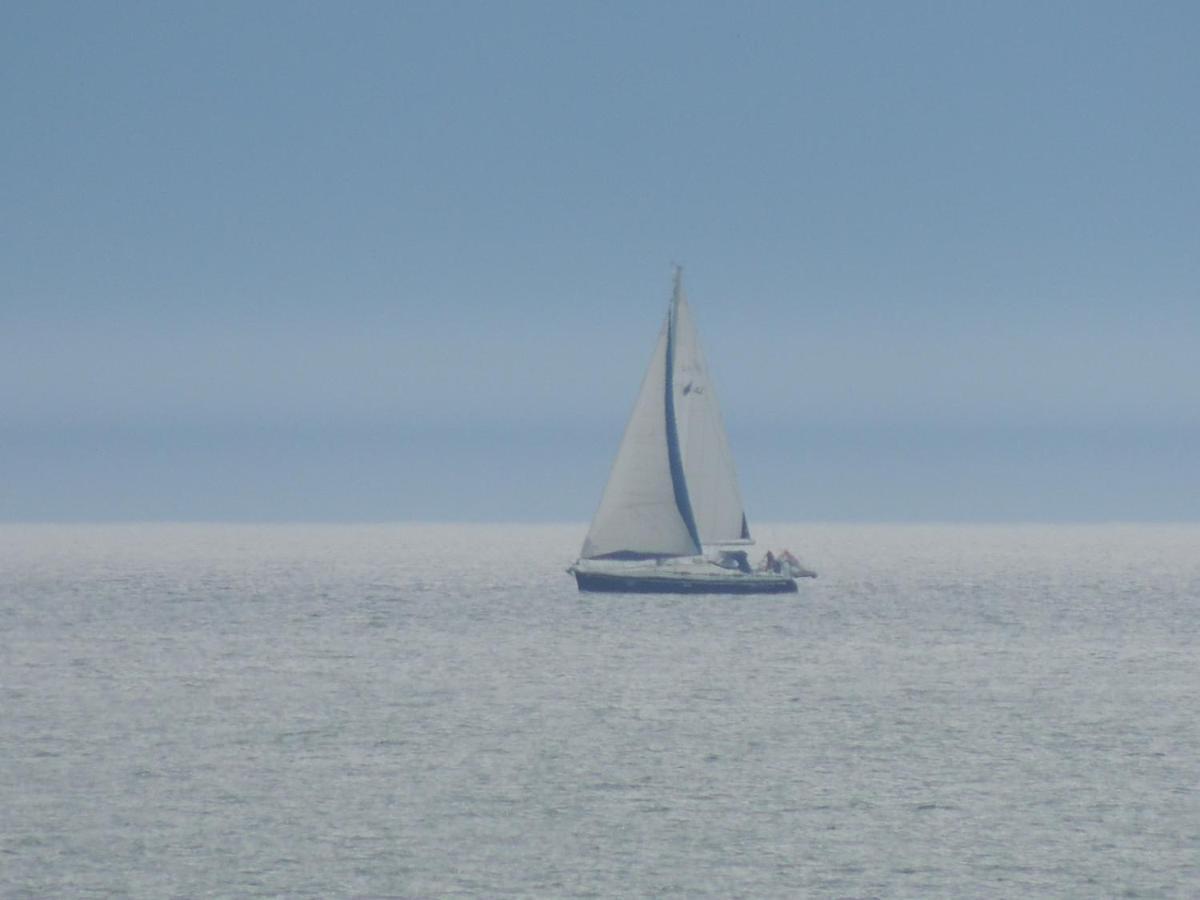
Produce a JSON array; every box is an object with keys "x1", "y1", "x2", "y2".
[{"x1": 3, "y1": 1, "x2": 1198, "y2": 520}]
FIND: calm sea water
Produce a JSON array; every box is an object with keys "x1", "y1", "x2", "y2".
[{"x1": 2, "y1": 524, "x2": 1198, "y2": 898}]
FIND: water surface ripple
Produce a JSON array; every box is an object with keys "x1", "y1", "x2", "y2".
[{"x1": 2, "y1": 524, "x2": 1198, "y2": 897}]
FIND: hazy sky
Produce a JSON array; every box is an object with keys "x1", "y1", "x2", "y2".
[{"x1": 3, "y1": 1, "x2": 1198, "y2": 521}]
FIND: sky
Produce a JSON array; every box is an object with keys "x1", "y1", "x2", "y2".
[{"x1": 2, "y1": 1, "x2": 1198, "y2": 521}]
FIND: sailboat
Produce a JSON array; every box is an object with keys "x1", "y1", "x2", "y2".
[{"x1": 568, "y1": 269, "x2": 815, "y2": 594}]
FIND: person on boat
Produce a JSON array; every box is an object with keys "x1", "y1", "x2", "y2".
[{"x1": 764, "y1": 550, "x2": 778, "y2": 573}]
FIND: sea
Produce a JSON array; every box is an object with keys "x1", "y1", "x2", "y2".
[{"x1": 2, "y1": 523, "x2": 1198, "y2": 898}]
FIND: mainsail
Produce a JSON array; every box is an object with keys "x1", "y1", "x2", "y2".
[{"x1": 581, "y1": 270, "x2": 750, "y2": 559}]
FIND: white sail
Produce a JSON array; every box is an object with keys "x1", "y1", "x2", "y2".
[
  {"x1": 581, "y1": 317, "x2": 702, "y2": 560},
  {"x1": 670, "y1": 279, "x2": 752, "y2": 545}
]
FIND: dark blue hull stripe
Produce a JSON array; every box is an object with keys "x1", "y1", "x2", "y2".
[{"x1": 574, "y1": 571, "x2": 798, "y2": 595}]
